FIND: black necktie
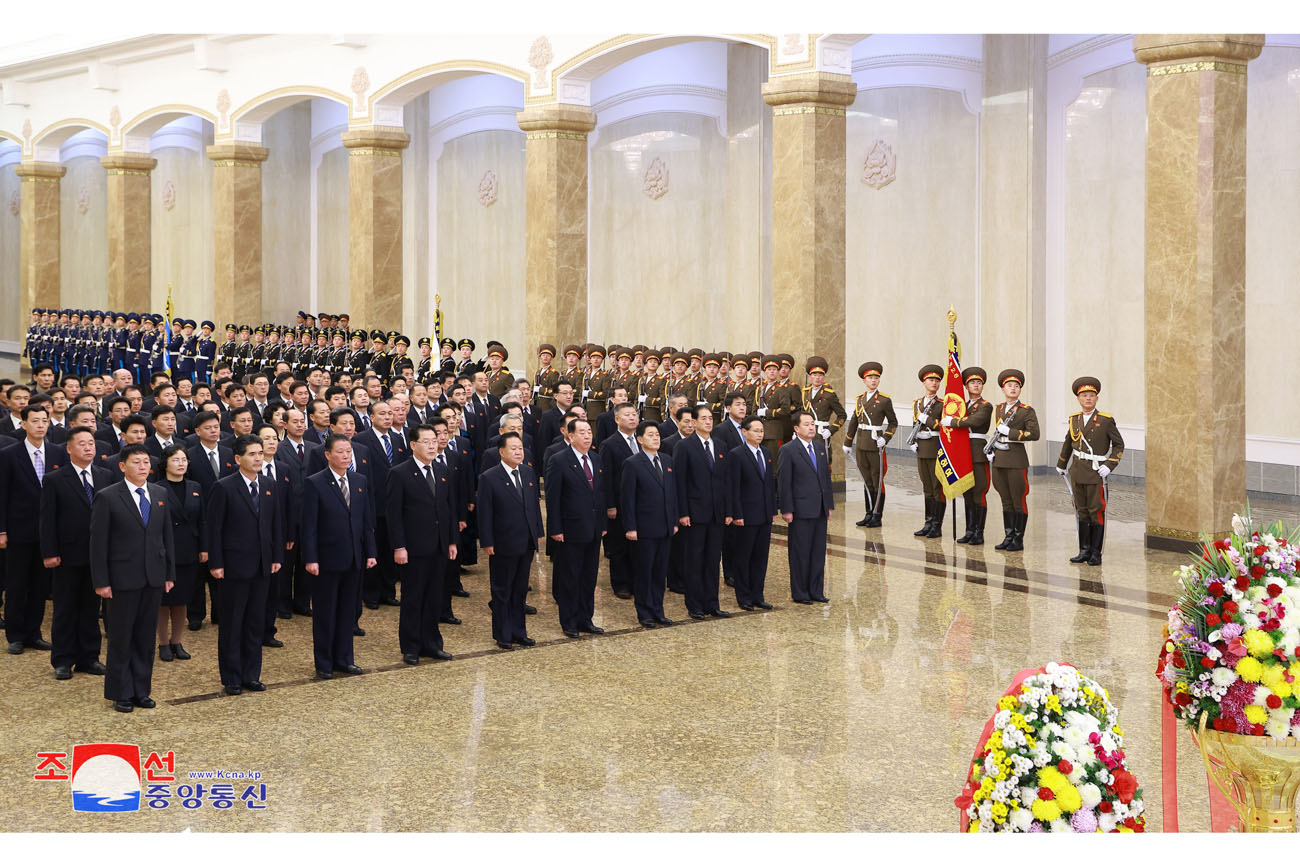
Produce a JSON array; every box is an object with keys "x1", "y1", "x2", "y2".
[
  {"x1": 704, "y1": 439, "x2": 713, "y2": 467},
  {"x1": 81, "y1": 469, "x2": 94, "y2": 502},
  {"x1": 423, "y1": 463, "x2": 437, "y2": 494},
  {"x1": 296, "y1": 442, "x2": 304, "y2": 462},
  {"x1": 511, "y1": 467, "x2": 523, "y2": 499},
  {"x1": 250, "y1": 479, "x2": 259, "y2": 512},
  {"x1": 653, "y1": 456, "x2": 662, "y2": 479}
]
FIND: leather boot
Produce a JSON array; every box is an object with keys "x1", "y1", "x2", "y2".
[
  {"x1": 1005, "y1": 511, "x2": 1026, "y2": 551},
  {"x1": 925, "y1": 497, "x2": 946, "y2": 538},
  {"x1": 914, "y1": 499, "x2": 934, "y2": 536},
  {"x1": 1069, "y1": 521, "x2": 1091, "y2": 563},
  {"x1": 1087, "y1": 523, "x2": 1104, "y2": 566},
  {"x1": 968, "y1": 506, "x2": 986, "y2": 546},
  {"x1": 856, "y1": 490, "x2": 871, "y2": 526},
  {"x1": 993, "y1": 510, "x2": 1014, "y2": 550},
  {"x1": 956, "y1": 501, "x2": 974, "y2": 544},
  {"x1": 867, "y1": 487, "x2": 885, "y2": 527}
]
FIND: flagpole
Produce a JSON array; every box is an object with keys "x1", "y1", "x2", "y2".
[{"x1": 948, "y1": 305, "x2": 958, "y2": 541}]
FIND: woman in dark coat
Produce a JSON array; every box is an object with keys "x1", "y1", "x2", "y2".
[{"x1": 156, "y1": 443, "x2": 205, "y2": 661}]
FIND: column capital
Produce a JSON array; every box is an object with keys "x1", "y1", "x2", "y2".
[
  {"x1": 761, "y1": 73, "x2": 856, "y2": 113},
  {"x1": 100, "y1": 152, "x2": 158, "y2": 175},
  {"x1": 205, "y1": 142, "x2": 269, "y2": 165},
  {"x1": 516, "y1": 105, "x2": 597, "y2": 138},
  {"x1": 341, "y1": 126, "x2": 410, "y2": 153},
  {"x1": 13, "y1": 160, "x2": 66, "y2": 181},
  {"x1": 1133, "y1": 34, "x2": 1265, "y2": 70}
]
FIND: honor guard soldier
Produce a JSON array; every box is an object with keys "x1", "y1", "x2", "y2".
[
  {"x1": 294, "y1": 329, "x2": 314, "y2": 379},
  {"x1": 534, "y1": 344, "x2": 560, "y2": 412},
  {"x1": 911, "y1": 364, "x2": 946, "y2": 538},
  {"x1": 167, "y1": 317, "x2": 185, "y2": 376},
  {"x1": 485, "y1": 345, "x2": 513, "y2": 398},
  {"x1": 250, "y1": 325, "x2": 268, "y2": 369},
  {"x1": 941, "y1": 366, "x2": 992, "y2": 545},
  {"x1": 666, "y1": 352, "x2": 694, "y2": 404},
  {"x1": 23, "y1": 309, "x2": 38, "y2": 368},
  {"x1": 841, "y1": 362, "x2": 897, "y2": 526},
  {"x1": 802, "y1": 356, "x2": 847, "y2": 463},
  {"x1": 328, "y1": 330, "x2": 347, "y2": 377},
  {"x1": 264, "y1": 325, "x2": 283, "y2": 366},
  {"x1": 217, "y1": 324, "x2": 237, "y2": 373},
  {"x1": 639, "y1": 352, "x2": 666, "y2": 421},
  {"x1": 281, "y1": 327, "x2": 299, "y2": 376},
  {"x1": 560, "y1": 344, "x2": 583, "y2": 389},
  {"x1": 697, "y1": 353, "x2": 728, "y2": 419},
  {"x1": 775, "y1": 353, "x2": 799, "y2": 436},
  {"x1": 95, "y1": 312, "x2": 111, "y2": 376},
  {"x1": 612, "y1": 347, "x2": 640, "y2": 409},
  {"x1": 149, "y1": 315, "x2": 168, "y2": 376},
  {"x1": 233, "y1": 325, "x2": 254, "y2": 381},
  {"x1": 390, "y1": 335, "x2": 415, "y2": 381},
  {"x1": 437, "y1": 337, "x2": 457, "y2": 375},
  {"x1": 175, "y1": 320, "x2": 197, "y2": 382},
  {"x1": 582, "y1": 344, "x2": 611, "y2": 417},
  {"x1": 348, "y1": 331, "x2": 371, "y2": 377},
  {"x1": 416, "y1": 337, "x2": 435, "y2": 384},
  {"x1": 365, "y1": 331, "x2": 387, "y2": 380},
  {"x1": 1057, "y1": 376, "x2": 1123, "y2": 566},
  {"x1": 728, "y1": 354, "x2": 753, "y2": 406},
  {"x1": 754, "y1": 355, "x2": 792, "y2": 460},
  {"x1": 989, "y1": 369, "x2": 1039, "y2": 552},
  {"x1": 124, "y1": 314, "x2": 143, "y2": 379},
  {"x1": 455, "y1": 338, "x2": 477, "y2": 376}
]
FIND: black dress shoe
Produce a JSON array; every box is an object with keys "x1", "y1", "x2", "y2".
[
  {"x1": 54, "y1": 666, "x2": 72, "y2": 680},
  {"x1": 292, "y1": 606, "x2": 312, "y2": 617},
  {"x1": 338, "y1": 664, "x2": 363, "y2": 675},
  {"x1": 403, "y1": 653, "x2": 420, "y2": 664},
  {"x1": 276, "y1": 610, "x2": 292, "y2": 620},
  {"x1": 689, "y1": 612, "x2": 707, "y2": 620},
  {"x1": 579, "y1": 623, "x2": 604, "y2": 634},
  {"x1": 639, "y1": 619, "x2": 658, "y2": 629},
  {"x1": 187, "y1": 621, "x2": 203, "y2": 631},
  {"x1": 724, "y1": 577, "x2": 735, "y2": 587},
  {"x1": 452, "y1": 589, "x2": 470, "y2": 598},
  {"x1": 158, "y1": 644, "x2": 173, "y2": 662},
  {"x1": 169, "y1": 645, "x2": 190, "y2": 661},
  {"x1": 353, "y1": 627, "x2": 366, "y2": 636},
  {"x1": 512, "y1": 636, "x2": 536, "y2": 647},
  {"x1": 76, "y1": 661, "x2": 108, "y2": 674},
  {"x1": 793, "y1": 599, "x2": 813, "y2": 605},
  {"x1": 812, "y1": 595, "x2": 830, "y2": 603},
  {"x1": 225, "y1": 684, "x2": 243, "y2": 696},
  {"x1": 655, "y1": 616, "x2": 674, "y2": 626},
  {"x1": 242, "y1": 681, "x2": 267, "y2": 692},
  {"x1": 613, "y1": 590, "x2": 633, "y2": 600},
  {"x1": 430, "y1": 650, "x2": 452, "y2": 660},
  {"x1": 315, "y1": 669, "x2": 333, "y2": 680},
  {"x1": 7, "y1": 641, "x2": 22, "y2": 654},
  {"x1": 709, "y1": 609, "x2": 732, "y2": 618},
  {"x1": 380, "y1": 596, "x2": 400, "y2": 606},
  {"x1": 562, "y1": 629, "x2": 580, "y2": 638},
  {"x1": 524, "y1": 604, "x2": 537, "y2": 615},
  {"x1": 738, "y1": 603, "x2": 756, "y2": 611},
  {"x1": 25, "y1": 638, "x2": 52, "y2": 651},
  {"x1": 439, "y1": 615, "x2": 462, "y2": 625},
  {"x1": 132, "y1": 696, "x2": 156, "y2": 708},
  {"x1": 754, "y1": 601, "x2": 774, "y2": 610},
  {"x1": 262, "y1": 638, "x2": 284, "y2": 648},
  {"x1": 496, "y1": 641, "x2": 514, "y2": 650},
  {"x1": 364, "y1": 601, "x2": 380, "y2": 610},
  {"x1": 114, "y1": 700, "x2": 134, "y2": 713}
]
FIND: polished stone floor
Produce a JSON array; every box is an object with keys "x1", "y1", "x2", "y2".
[{"x1": 4, "y1": 427, "x2": 1288, "y2": 832}]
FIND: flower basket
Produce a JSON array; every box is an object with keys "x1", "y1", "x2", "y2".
[{"x1": 1192, "y1": 711, "x2": 1300, "y2": 832}]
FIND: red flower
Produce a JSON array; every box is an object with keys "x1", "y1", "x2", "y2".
[
  {"x1": 1058, "y1": 760, "x2": 1073, "y2": 774},
  {"x1": 1175, "y1": 692, "x2": 1192, "y2": 706},
  {"x1": 1267, "y1": 694, "x2": 1282, "y2": 709},
  {"x1": 1209, "y1": 582, "x2": 1226, "y2": 597},
  {"x1": 1252, "y1": 565, "x2": 1266, "y2": 578},
  {"x1": 1124, "y1": 817, "x2": 1137, "y2": 829},
  {"x1": 1213, "y1": 540, "x2": 1230, "y2": 551},
  {"x1": 1254, "y1": 724, "x2": 1267, "y2": 736},
  {"x1": 1213, "y1": 718, "x2": 1229, "y2": 731},
  {"x1": 1205, "y1": 612, "x2": 1221, "y2": 626},
  {"x1": 1268, "y1": 584, "x2": 1283, "y2": 598},
  {"x1": 1222, "y1": 611, "x2": 1235, "y2": 623},
  {"x1": 1172, "y1": 653, "x2": 1185, "y2": 667},
  {"x1": 1223, "y1": 600, "x2": 1239, "y2": 613},
  {"x1": 1098, "y1": 800, "x2": 1114, "y2": 813},
  {"x1": 1237, "y1": 576, "x2": 1251, "y2": 591},
  {"x1": 1111, "y1": 768, "x2": 1138, "y2": 804},
  {"x1": 1038, "y1": 787, "x2": 1055, "y2": 801},
  {"x1": 1255, "y1": 545, "x2": 1268, "y2": 556},
  {"x1": 1200, "y1": 656, "x2": 1216, "y2": 668}
]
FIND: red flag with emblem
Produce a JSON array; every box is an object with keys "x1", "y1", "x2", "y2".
[{"x1": 935, "y1": 321, "x2": 973, "y2": 498}]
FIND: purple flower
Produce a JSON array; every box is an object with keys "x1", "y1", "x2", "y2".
[
  {"x1": 1028, "y1": 822, "x2": 1043, "y2": 833},
  {"x1": 1071, "y1": 810, "x2": 1099, "y2": 833},
  {"x1": 1221, "y1": 623, "x2": 1244, "y2": 640}
]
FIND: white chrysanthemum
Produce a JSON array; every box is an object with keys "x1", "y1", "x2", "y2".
[
  {"x1": 1130, "y1": 798, "x2": 1143, "y2": 816},
  {"x1": 1078, "y1": 783, "x2": 1102, "y2": 810},
  {"x1": 1256, "y1": 685, "x2": 1275, "y2": 706},
  {"x1": 1011, "y1": 808, "x2": 1033, "y2": 832},
  {"x1": 1211, "y1": 667, "x2": 1238, "y2": 687},
  {"x1": 993, "y1": 709, "x2": 1011, "y2": 728},
  {"x1": 1067, "y1": 764, "x2": 1086, "y2": 785},
  {"x1": 1099, "y1": 812, "x2": 1119, "y2": 833},
  {"x1": 1050, "y1": 740, "x2": 1069, "y2": 757},
  {"x1": 1050, "y1": 818, "x2": 1070, "y2": 833},
  {"x1": 1099, "y1": 733, "x2": 1117, "y2": 753},
  {"x1": 1064, "y1": 727, "x2": 1087, "y2": 749},
  {"x1": 1246, "y1": 586, "x2": 1266, "y2": 603},
  {"x1": 1242, "y1": 613, "x2": 1262, "y2": 631},
  {"x1": 1280, "y1": 628, "x2": 1300, "y2": 654},
  {"x1": 1020, "y1": 786, "x2": 1038, "y2": 805},
  {"x1": 978, "y1": 801, "x2": 994, "y2": 823},
  {"x1": 1033, "y1": 748, "x2": 1051, "y2": 768}
]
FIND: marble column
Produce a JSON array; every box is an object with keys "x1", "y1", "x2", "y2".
[
  {"x1": 761, "y1": 73, "x2": 855, "y2": 402},
  {"x1": 1134, "y1": 35, "x2": 1264, "y2": 551},
  {"x1": 207, "y1": 143, "x2": 268, "y2": 328},
  {"x1": 342, "y1": 126, "x2": 408, "y2": 331},
  {"x1": 101, "y1": 152, "x2": 157, "y2": 314},
  {"x1": 517, "y1": 105, "x2": 596, "y2": 355},
  {"x1": 15, "y1": 160, "x2": 65, "y2": 317}
]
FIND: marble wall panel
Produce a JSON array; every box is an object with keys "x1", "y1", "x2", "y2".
[
  {"x1": 151, "y1": 145, "x2": 214, "y2": 323},
  {"x1": 726, "y1": 43, "x2": 772, "y2": 352},
  {"x1": 59, "y1": 155, "x2": 107, "y2": 311},
  {"x1": 0, "y1": 165, "x2": 19, "y2": 343},
  {"x1": 402, "y1": 96, "x2": 430, "y2": 339},
  {"x1": 316, "y1": 146, "x2": 350, "y2": 315},
  {"x1": 589, "y1": 113, "x2": 727, "y2": 349},
  {"x1": 436, "y1": 130, "x2": 526, "y2": 361},
  {"x1": 262, "y1": 103, "x2": 311, "y2": 325}
]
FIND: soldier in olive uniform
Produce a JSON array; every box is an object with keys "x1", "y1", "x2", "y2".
[
  {"x1": 611, "y1": 347, "x2": 640, "y2": 409},
  {"x1": 1056, "y1": 376, "x2": 1124, "y2": 566},
  {"x1": 533, "y1": 343, "x2": 560, "y2": 413},
  {"x1": 941, "y1": 366, "x2": 992, "y2": 545},
  {"x1": 989, "y1": 369, "x2": 1040, "y2": 552},
  {"x1": 665, "y1": 352, "x2": 694, "y2": 405},
  {"x1": 485, "y1": 345, "x2": 513, "y2": 398},
  {"x1": 639, "y1": 352, "x2": 666, "y2": 421},
  {"x1": 582, "y1": 344, "x2": 611, "y2": 418},
  {"x1": 560, "y1": 344, "x2": 583, "y2": 396},
  {"x1": 910, "y1": 364, "x2": 946, "y2": 538},
  {"x1": 696, "y1": 353, "x2": 729, "y2": 420},
  {"x1": 348, "y1": 331, "x2": 372, "y2": 377},
  {"x1": 802, "y1": 355, "x2": 847, "y2": 468},
  {"x1": 754, "y1": 355, "x2": 792, "y2": 461},
  {"x1": 841, "y1": 362, "x2": 897, "y2": 527}
]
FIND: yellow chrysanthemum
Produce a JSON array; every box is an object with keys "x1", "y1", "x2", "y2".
[
  {"x1": 991, "y1": 802, "x2": 1008, "y2": 823},
  {"x1": 1245, "y1": 629, "x2": 1276, "y2": 659},
  {"x1": 980, "y1": 777, "x2": 995, "y2": 795},
  {"x1": 1245, "y1": 704, "x2": 1268, "y2": 725},
  {"x1": 1274, "y1": 680, "x2": 1293, "y2": 699},
  {"x1": 969, "y1": 820, "x2": 981, "y2": 833},
  {"x1": 1114, "y1": 726, "x2": 1124, "y2": 737},
  {"x1": 1237, "y1": 656, "x2": 1264, "y2": 683},
  {"x1": 1009, "y1": 712, "x2": 1026, "y2": 729},
  {"x1": 1038, "y1": 766, "x2": 1066, "y2": 791},
  {"x1": 998, "y1": 696, "x2": 1018, "y2": 711},
  {"x1": 1045, "y1": 694, "x2": 1062, "y2": 715},
  {"x1": 1261, "y1": 663, "x2": 1285, "y2": 688},
  {"x1": 1031, "y1": 799, "x2": 1062, "y2": 823},
  {"x1": 1289, "y1": 663, "x2": 1300, "y2": 681},
  {"x1": 1057, "y1": 785, "x2": 1083, "y2": 812}
]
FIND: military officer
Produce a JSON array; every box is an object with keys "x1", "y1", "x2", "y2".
[
  {"x1": 989, "y1": 369, "x2": 1039, "y2": 552},
  {"x1": 485, "y1": 345, "x2": 513, "y2": 398},
  {"x1": 390, "y1": 335, "x2": 415, "y2": 382},
  {"x1": 910, "y1": 364, "x2": 946, "y2": 539},
  {"x1": 415, "y1": 337, "x2": 435, "y2": 385},
  {"x1": 455, "y1": 338, "x2": 477, "y2": 376},
  {"x1": 233, "y1": 325, "x2": 254, "y2": 381},
  {"x1": 533, "y1": 344, "x2": 560, "y2": 413},
  {"x1": 582, "y1": 345, "x2": 611, "y2": 418},
  {"x1": 1056, "y1": 376, "x2": 1124, "y2": 566},
  {"x1": 802, "y1": 356, "x2": 847, "y2": 466},
  {"x1": 194, "y1": 322, "x2": 216, "y2": 384},
  {"x1": 754, "y1": 355, "x2": 792, "y2": 461},
  {"x1": 841, "y1": 362, "x2": 897, "y2": 527},
  {"x1": 327, "y1": 330, "x2": 347, "y2": 378},
  {"x1": 696, "y1": 353, "x2": 728, "y2": 420},
  {"x1": 217, "y1": 324, "x2": 237, "y2": 375},
  {"x1": 559, "y1": 344, "x2": 583, "y2": 393},
  {"x1": 366, "y1": 331, "x2": 389, "y2": 381},
  {"x1": 665, "y1": 352, "x2": 694, "y2": 405},
  {"x1": 281, "y1": 327, "x2": 299, "y2": 378},
  {"x1": 942, "y1": 367, "x2": 992, "y2": 545},
  {"x1": 436, "y1": 337, "x2": 457, "y2": 377},
  {"x1": 611, "y1": 347, "x2": 640, "y2": 411},
  {"x1": 639, "y1": 352, "x2": 666, "y2": 422}
]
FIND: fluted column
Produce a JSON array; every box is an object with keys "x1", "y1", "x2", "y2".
[
  {"x1": 342, "y1": 126, "x2": 408, "y2": 330},
  {"x1": 15, "y1": 160, "x2": 65, "y2": 316},
  {"x1": 101, "y1": 152, "x2": 157, "y2": 313},
  {"x1": 517, "y1": 105, "x2": 596, "y2": 355},
  {"x1": 207, "y1": 142, "x2": 269, "y2": 328},
  {"x1": 1134, "y1": 34, "x2": 1264, "y2": 550},
  {"x1": 762, "y1": 73, "x2": 855, "y2": 390}
]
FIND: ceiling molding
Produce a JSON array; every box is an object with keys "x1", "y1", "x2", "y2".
[
  {"x1": 852, "y1": 53, "x2": 981, "y2": 75},
  {"x1": 1047, "y1": 34, "x2": 1133, "y2": 70}
]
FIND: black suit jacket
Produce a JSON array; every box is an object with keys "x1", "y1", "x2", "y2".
[
  {"x1": 89, "y1": 481, "x2": 176, "y2": 591},
  {"x1": 305, "y1": 439, "x2": 375, "y2": 508},
  {"x1": 185, "y1": 442, "x2": 236, "y2": 499},
  {"x1": 537, "y1": 407, "x2": 567, "y2": 458},
  {"x1": 205, "y1": 472, "x2": 284, "y2": 580},
  {"x1": 270, "y1": 454, "x2": 303, "y2": 541},
  {"x1": 598, "y1": 431, "x2": 636, "y2": 513},
  {"x1": 301, "y1": 468, "x2": 376, "y2": 571},
  {"x1": 387, "y1": 458, "x2": 457, "y2": 556},
  {"x1": 39, "y1": 462, "x2": 115, "y2": 565},
  {"x1": 44, "y1": 422, "x2": 69, "y2": 446},
  {"x1": 162, "y1": 478, "x2": 205, "y2": 566},
  {"x1": 674, "y1": 435, "x2": 729, "y2": 524},
  {"x1": 777, "y1": 437, "x2": 834, "y2": 518},
  {"x1": 619, "y1": 451, "x2": 678, "y2": 539},
  {"x1": 303, "y1": 426, "x2": 328, "y2": 446},
  {"x1": 0, "y1": 440, "x2": 68, "y2": 543},
  {"x1": 144, "y1": 435, "x2": 183, "y2": 462},
  {"x1": 543, "y1": 447, "x2": 606, "y2": 545},
  {"x1": 354, "y1": 427, "x2": 408, "y2": 516},
  {"x1": 594, "y1": 410, "x2": 617, "y2": 450},
  {"x1": 726, "y1": 443, "x2": 776, "y2": 524},
  {"x1": 477, "y1": 462, "x2": 542, "y2": 555},
  {"x1": 715, "y1": 417, "x2": 745, "y2": 453},
  {"x1": 660, "y1": 431, "x2": 683, "y2": 456}
]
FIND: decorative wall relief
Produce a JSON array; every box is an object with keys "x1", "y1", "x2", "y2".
[
  {"x1": 21, "y1": 118, "x2": 32, "y2": 145},
  {"x1": 109, "y1": 105, "x2": 121, "y2": 137},
  {"x1": 528, "y1": 37, "x2": 553, "y2": 89},
  {"x1": 351, "y1": 67, "x2": 370, "y2": 98},
  {"x1": 217, "y1": 89, "x2": 231, "y2": 127},
  {"x1": 7, "y1": 190, "x2": 18, "y2": 217},
  {"x1": 477, "y1": 169, "x2": 498, "y2": 207},
  {"x1": 161, "y1": 180, "x2": 176, "y2": 212},
  {"x1": 861, "y1": 139, "x2": 897, "y2": 190},
  {"x1": 76, "y1": 186, "x2": 90, "y2": 215},
  {"x1": 642, "y1": 156, "x2": 669, "y2": 200}
]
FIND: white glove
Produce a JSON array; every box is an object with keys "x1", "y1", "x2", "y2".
[
  {"x1": 909, "y1": 443, "x2": 918, "y2": 453},
  {"x1": 875, "y1": 436, "x2": 886, "y2": 450},
  {"x1": 1056, "y1": 467, "x2": 1067, "y2": 477},
  {"x1": 1098, "y1": 466, "x2": 1111, "y2": 479},
  {"x1": 757, "y1": 406, "x2": 767, "y2": 417},
  {"x1": 819, "y1": 428, "x2": 831, "y2": 440},
  {"x1": 841, "y1": 445, "x2": 851, "y2": 456},
  {"x1": 997, "y1": 423, "x2": 1011, "y2": 436},
  {"x1": 940, "y1": 416, "x2": 954, "y2": 427}
]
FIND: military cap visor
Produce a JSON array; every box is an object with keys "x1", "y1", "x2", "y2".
[
  {"x1": 805, "y1": 356, "x2": 828, "y2": 375},
  {"x1": 998, "y1": 369, "x2": 1025, "y2": 387},
  {"x1": 962, "y1": 366, "x2": 986, "y2": 384},
  {"x1": 918, "y1": 364, "x2": 944, "y2": 382},
  {"x1": 1072, "y1": 376, "x2": 1101, "y2": 395},
  {"x1": 858, "y1": 362, "x2": 883, "y2": 378}
]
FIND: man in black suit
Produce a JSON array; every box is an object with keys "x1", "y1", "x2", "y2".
[
  {"x1": 0, "y1": 384, "x2": 30, "y2": 437},
  {"x1": 468, "y1": 371, "x2": 502, "y2": 434},
  {"x1": 674, "y1": 405, "x2": 731, "y2": 619},
  {"x1": 725, "y1": 417, "x2": 776, "y2": 611},
  {"x1": 478, "y1": 431, "x2": 542, "y2": 649},
  {"x1": 90, "y1": 443, "x2": 175, "y2": 712},
  {"x1": 598, "y1": 402, "x2": 640, "y2": 600},
  {"x1": 715, "y1": 391, "x2": 748, "y2": 588},
  {"x1": 274, "y1": 408, "x2": 315, "y2": 615},
  {"x1": 388, "y1": 424, "x2": 457, "y2": 664},
  {"x1": 593, "y1": 386, "x2": 629, "y2": 447},
  {"x1": 777, "y1": 410, "x2": 834, "y2": 605},
  {"x1": 354, "y1": 400, "x2": 408, "y2": 608},
  {"x1": 40, "y1": 427, "x2": 113, "y2": 678},
  {"x1": 185, "y1": 410, "x2": 236, "y2": 630},
  {"x1": 544, "y1": 417, "x2": 607, "y2": 638},
  {"x1": 205, "y1": 434, "x2": 283, "y2": 695},
  {"x1": 659, "y1": 395, "x2": 689, "y2": 443},
  {"x1": 255, "y1": 425, "x2": 297, "y2": 644},
  {"x1": 620, "y1": 421, "x2": 679, "y2": 628},
  {"x1": 301, "y1": 433, "x2": 377, "y2": 679},
  {"x1": 436, "y1": 405, "x2": 474, "y2": 615},
  {"x1": 96, "y1": 395, "x2": 132, "y2": 453},
  {"x1": 1, "y1": 404, "x2": 67, "y2": 653},
  {"x1": 536, "y1": 380, "x2": 575, "y2": 462},
  {"x1": 661, "y1": 404, "x2": 695, "y2": 594},
  {"x1": 144, "y1": 404, "x2": 182, "y2": 461}
]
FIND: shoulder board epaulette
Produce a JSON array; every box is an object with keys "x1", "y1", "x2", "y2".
[
  {"x1": 1020, "y1": 403, "x2": 1031, "y2": 409},
  {"x1": 823, "y1": 385, "x2": 836, "y2": 392},
  {"x1": 879, "y1": 392, "x2": 890, "y2": 399},
  {"x1": 1098, "y1": 411, "x2": 1112, "y2": 419},
  {"x1": 1070, "y1": 411, "x2": 1082, "y2": 418}
]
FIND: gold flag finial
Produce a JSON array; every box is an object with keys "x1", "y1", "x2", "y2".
[
  {"x1": 947, "y1": 305, "x2": 957, "y2": 329},
  {"x1": 434, "y1": 293, "x2": 441, "y2": 306}
]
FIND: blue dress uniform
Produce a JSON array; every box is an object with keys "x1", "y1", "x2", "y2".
[
  {"x1": 49, "y1": 314, "x2": 66, "y2": 375},
  {"x1": 177, "y1": 321, "x2": 199, "y2": 383},
  {"x1": 112, "y1": 316, "x2": 129, "y2": 371},
  {"x1": 149, "y1": 316, "x2": 167, "y2": 376},
  {"x1": 125, "y1": 316, "x2": 142, "y2": 376},
  {"x1": 195, "y1": 323, "x2": 216, "y2": 384},
  {"x1": 23, "y1": 312, "x2": 38, "y2": 366}
]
